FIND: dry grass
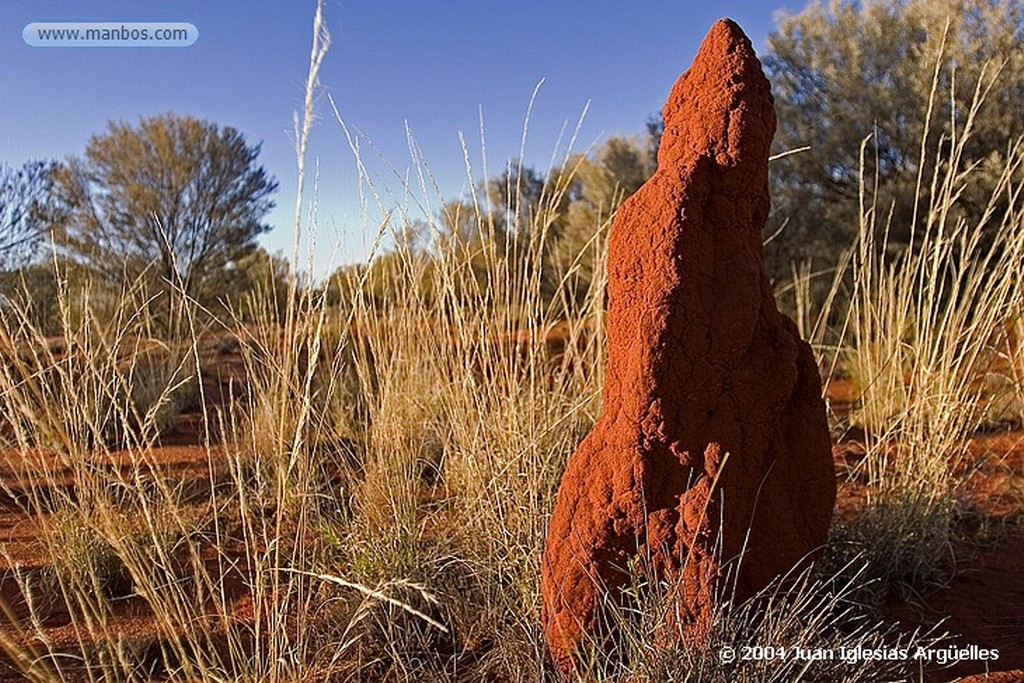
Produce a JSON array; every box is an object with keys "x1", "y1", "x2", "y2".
[
  {"x1": 811, "y1": 57, "x2": 1024, "y2": 602},
  {"x1": 565, "y1": 559, "x2": 943, "y2": 683}
]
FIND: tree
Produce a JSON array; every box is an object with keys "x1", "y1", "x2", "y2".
[
  {"x1": 346, "y1": 131, "x2": 659, "y2": 311},
  {"x1": 431, "y1": 134, "x2": 658, "y2": 307},
  {"x1": 486, "y1": 164, "x2": 548, "y2": 236},
  {"x1": 763, "y1": 0, "x2": 1024, "y2": 275},
  {"x1": 201, "y1": 246, "x2": 291, "y2": 320},
  {"x1": 0, "y1": 160, "x2": 54, "y2": 270},
  {"x1": 545, "y1": 134, "x2": 657, "y2": 304},
  {"x1": 51, "y1": 113, "x2": 277, "y2": 316}
]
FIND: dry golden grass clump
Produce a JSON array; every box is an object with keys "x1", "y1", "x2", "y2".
[{"x1": 805, "y1": 58, "x2": 1024, "y2": 604}]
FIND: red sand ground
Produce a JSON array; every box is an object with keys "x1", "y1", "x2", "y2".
[{"x1": 829, "y1": 385, "x2": 1024, "y2": 682}]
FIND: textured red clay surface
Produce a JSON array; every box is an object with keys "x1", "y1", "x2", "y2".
[{"x1": 541, "y1": 19, "x2": 835, "y2": 672}]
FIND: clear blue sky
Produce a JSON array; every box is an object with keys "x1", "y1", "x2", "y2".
[{"x1": 1, "y1": 1, "x2": 799, "y2": 277}]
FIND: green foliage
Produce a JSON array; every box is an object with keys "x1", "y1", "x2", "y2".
[
  {"x1": 326, "y1": 248, "x2": 434, "y2": 310},
  {"x1": 50, "y1": 113, "x2": 278, "y2": 328},
  {"x1": 0, "y1": 258, "x2": 115, "y2": 338},
  {"x1": 0, "y1": 160, "x2": 54, "y2": 270},
  {"x1": 0, "y1": 262, "x2": 61, "y2": 335},
  {"x1": 364, "y1": 132, "x2": 658, "y2": 310},
  {"x1": 764, "y1": 0, "x2": 1024, "y2": 275},
  {"x1": 206, "y1": 246, "x2": 291, "y2": 320},
  {"x1": 548, "y1": 135, "x2": 656, "y2": 304}
]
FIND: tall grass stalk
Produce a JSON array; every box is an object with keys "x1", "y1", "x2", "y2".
[
  {"x1": 571, "y1": 559, "x2": 941, "y2": 683},
  {"x1": 0, "y1": 2, "x2": 364, "y2": 680},
  {"x1": 824, "y1": 57, "x2": 1024, "y2": 597},
  {"x1": 316, "y1": 77, "x2": 611, "y2": 679}
]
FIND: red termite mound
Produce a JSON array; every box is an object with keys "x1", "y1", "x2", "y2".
[{"x1": 540, "y1": 19, "x2": 835, "y2": 672}]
